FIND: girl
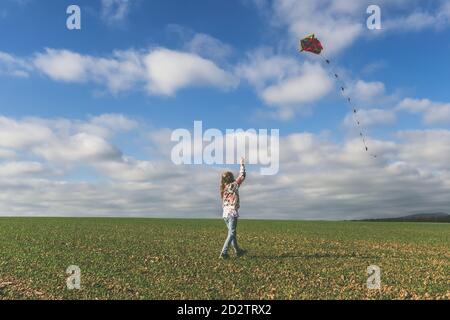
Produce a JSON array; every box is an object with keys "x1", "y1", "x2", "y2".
[{"x1": 219, "y1": 157, "x2": 247, "y2": 259}]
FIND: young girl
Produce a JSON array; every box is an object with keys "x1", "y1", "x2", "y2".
[{"x1": 219, "y1": 157, "x2": 247, "y2": 259}]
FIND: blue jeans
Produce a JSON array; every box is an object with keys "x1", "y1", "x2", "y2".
[{"x1": 221, "y1": 216, "x2": 239, "y2": 254}]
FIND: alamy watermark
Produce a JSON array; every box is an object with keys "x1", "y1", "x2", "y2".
[
  {"x1": 367, "y1": 5, "x2": 382, "y2": 30},
  {"x1": 171, "y1": 121, "x2": 279, "y2": 175},
  {"x1": 367, "y1": 265, "x2": 381, "y2": 289},
  {"x1": 66, "y1": 5, "x2": 81, "y2": 30},
  {"x1": 66, "y1": 265, "x2": 81, "y2": 290},
  {"x1": 66, "y1": 4, "x2": 381, "y2": 31}
]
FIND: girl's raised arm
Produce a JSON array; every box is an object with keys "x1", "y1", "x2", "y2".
[{"x1": 236, "y1": 157, "x2": 246, "y2": 185}]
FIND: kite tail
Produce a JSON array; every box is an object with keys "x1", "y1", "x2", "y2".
[{"x1": 319, "y1": 54, "x2": 377, "y2": 158}]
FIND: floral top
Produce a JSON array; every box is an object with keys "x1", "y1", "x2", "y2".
[{"x1": 222, "y1": 164, "x2": 246, "y2": 218}]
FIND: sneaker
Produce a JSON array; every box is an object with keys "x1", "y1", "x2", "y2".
[
  {"x1": 219, "y1": 252, "x2": 230, "y2": 259},
  {"x1": 236, "y1": 249, "x2": 247, "y2": 257}
]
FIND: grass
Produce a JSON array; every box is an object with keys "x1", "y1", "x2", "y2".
[{"x1": 0, "y1": 217, "x2": 448, "y2": 300}]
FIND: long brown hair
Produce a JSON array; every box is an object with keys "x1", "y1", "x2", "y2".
[{"x1": 220, "y1": 171, "x2": 235, "y2": 199}]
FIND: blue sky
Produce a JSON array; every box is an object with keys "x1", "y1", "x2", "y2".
[
  {"x1": 0, "y1": 0, "x2": 450, "y2": 219},
  {"x1": 1, "y1": 0, "x2": 449, "y2": 126}
]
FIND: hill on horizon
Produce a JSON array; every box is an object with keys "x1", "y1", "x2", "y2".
[{"x1": 362, "y1": 212, "x2": 450, "y2": 223}]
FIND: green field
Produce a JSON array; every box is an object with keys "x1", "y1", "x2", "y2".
[{"x1": 0, "y1": 218, "x2": 448, "y2": 300}]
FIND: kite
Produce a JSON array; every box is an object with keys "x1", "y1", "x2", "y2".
[
  {"x1": 299, "y1": 34, "x2": 323, "y2": 55},
  {"x1": 299, "y1": 34, "x2": 377, "y2": 158}
]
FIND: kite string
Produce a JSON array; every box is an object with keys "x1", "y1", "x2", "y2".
[{"x1": 319, "y1": 54, "x2": 377, "y2": 158}]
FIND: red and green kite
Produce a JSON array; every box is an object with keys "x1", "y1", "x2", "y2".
[{"x1": 299, "y1": 34, "x2": 323, "y2": 55}]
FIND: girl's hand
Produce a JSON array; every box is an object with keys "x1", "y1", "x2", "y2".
[{"x1": 240, "y1": 157, "x2": 245, "y2": 165}]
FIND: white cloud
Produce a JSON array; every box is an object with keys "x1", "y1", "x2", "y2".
[
  {"x1": 261, "y1": 62, "x2": 332, "y2": 107},
  {"x1": 344, "y1": 108, "x2": 396, "y2": 128},
  {"x1": 361, "y1": 61, "x2": 387, "y2": 75},
  {"x1": 0, "y1": 114, "x2": 449, "y2": 219},
  {"x1": 397, "y1": 98, "x2": 450, "y2": 124},
  {"x1": 0, "y1": 161, "x2": 44, "y2": 177},
  {"x1": 351, "y1": 80, "x2": 385, "y2": 102},
  {"x1": 237, "y1": 51, "x2": 332, "y2": 119},
  {"x1": 0, "y1": 148, "x2": 16, "y2": 159},
  {"x1": 30, "y1": 47, "x2": 237, "y2": 96},
  {"x1": 143, "y1": 48, "x2": 237, "y2": 96},
  {"x1": 96, "y1": 157, "x2": 185, "y2": 182},
  {"x1": 384, "y1": 12, "x2": 439, "y2": 31},
  {"x1": 397, "y1": 130, "x2": 450, "y2": 169},
  {"x1": 184, "y1": 33, "x2": 233, "y2": 62},
  {"x1": 96, "y1": 157, "x2": 157, "y2": 181},
  {"x1": 0, "y1": 114, "x2": 134, "y2": 166},
  {"x1": 236, "y1": 49, "x2": 300, "y2": 89},
  {"x1": 33, "y1": 49, "x2": 146, "y2": 93},
  {"x1": 251, "y1": 0, "x2": 450, "y2": 55},
  {"x1": 397, "y1": 98, "x2": 430, "y2": 113},
  {"x1": 0, "y1": 116, "x2": 53, "y2": 149},
  {"x1": 384, "y1": 3, "x2": 450, "y2": 32},
  {"x1": 237, "y1": 52, "x2": 393, "y2": 121},
  {"x1": 33, "y1": 132, "x2": 122, "y2": 164},
  {"x1": 0, "y1": 51, "x2": 32, "y2": 78},
  {"x1": 101, "y1": 0, "x2": 134, "y2": 23},
  {"x1": 268, "y1": 0, "x2": 365, "y2": 55},
  {"x1": 89, "y1": 113, "x2": 138, "y2": 132},
  {"x1": 33, "y1": 49, "x2": 90, "y2": 82}
]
